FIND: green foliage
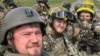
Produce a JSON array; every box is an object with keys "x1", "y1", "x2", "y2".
[
  {"x1": 0, "y1": 0, "x2": 76, "y2": 7},
  {"x1": 14, "y1": 0, "x2": 37, "y2": 6},
  {"x1": 93, "y1": 0, "x2": 100, "y2": 9},
  {"x1": 14, "y1": 0, "x2": 75, "y2": 7}
]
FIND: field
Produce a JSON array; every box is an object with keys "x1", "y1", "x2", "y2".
[
  {"x1": 2, "y1": 0, "x2": 100, "y2": 9},
  {"x1": 0, "y1": 0, "x2": 76, "y2": 7},
  {"x1": 93, "y1": 0, "x2": 100, "y2": 9}
]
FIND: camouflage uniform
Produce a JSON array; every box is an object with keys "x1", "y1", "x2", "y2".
[
  {"x1": 0, "y1": 45, "x2": 48, "y2": 56},
  {"x1": 43, "y1": 25, "x2": 81, "y2": 56},
  {"x1": 71, "y1": 22, "x2": 100, "y2": 56},
  {"x1": 35, "y1": 0, "x2": 50, "y2": 24},
  {"x1": 32, "y1": 5, "x2": 50, "y2": 25},
  {"x1": 0, "y1": 6, "x2": 5, "y2": 31},
  {"x1": 2, "y1": 0, "x2": 18, "y2": 9},
  {"x1": 70, "y1": 6, "x2": 100, "y2": 56}
]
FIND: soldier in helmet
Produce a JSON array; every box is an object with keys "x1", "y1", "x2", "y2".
[
  {"x1": 82, "y1": 1, "x2": 94, "y2": 9},
  {"x1": 36, "y1": 0, "x2": 50, "y2": 14},
  {"x1": 36, "y1": 0, "x2": 50, "y2": 10},
  {"x1": 33, "y1": 0, "x2": 50, "y2": 25},
  {"x1": 71, "y1": 6, "x2": 100, "y2": 55},
  {"x1": 72, "y1": 3, "x2": 83, "y2": 16},
  {"x1": 43, "y1": 7, "x2": 81, "y2": 56},
  {"x1": 72, "y1": 7, "x2": 95, "y2": 39},
  {"x1": 74, "y1": 3, "x2": 83, "y2": 12},
  {"x1": 33, "y1": 5, "x2": 49, "y2": 25},
  {"x1": 0, "y1": 0, "x2": 19, "y2": 23},
  {"x1": 0, "y1": 7, "x2": 48, "y2": 56},
  {"x1": 62, "y1": 1, "x2": 71, "y2": 11},
  {"x1": 2, "y1": 0, "x2": 18, "y2": 9}
]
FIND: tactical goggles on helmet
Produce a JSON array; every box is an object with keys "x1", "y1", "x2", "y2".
[{"x1": 52, "y1": 10, "x2": 74, "y2": 21}]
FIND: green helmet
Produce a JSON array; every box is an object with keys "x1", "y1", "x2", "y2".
[
  {"x1": 0, "y1": 7, "x2": 45, "y2": 43},
  {"x1": 74, "y1": 3, "x2": 82, "y2": 11},
  {"x1": 62, "y1": 1, "x2": 71, "y2": 10}
]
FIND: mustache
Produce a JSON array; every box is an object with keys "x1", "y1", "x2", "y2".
[{"x1": 26, "y1": 42, "x2": 41, "y2": 48}]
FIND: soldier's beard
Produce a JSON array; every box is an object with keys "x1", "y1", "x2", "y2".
[
  {"x1": 27, "y1": 49, "x2": 42, "y2": 56},
  {"x1": 26, "y1": 43, "x2": 42, "y2": 56}
]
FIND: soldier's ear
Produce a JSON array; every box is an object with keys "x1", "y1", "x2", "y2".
[
  {"x1": 7, "y1": 32, "x2": 13, "y2": 45},
  {"x1": 7, "y1": 39, "x2": 13, "y2": 45}
]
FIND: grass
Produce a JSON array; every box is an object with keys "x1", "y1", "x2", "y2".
[
  {"x1": 48, "y1": 0, "x2": 76, "y2": 7},
  {"x1": 0, "y1": 0, "x2": 76, "y2": 7},
  {"x1": 93, "y1": 0, "x2": 100, "y2": 9}
]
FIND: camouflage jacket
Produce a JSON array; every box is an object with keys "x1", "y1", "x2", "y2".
[
  {"x1": 71, "y1": 22, "x2": 100, "y2": 56},
  {"x1": 43, "y1": 25, "x2": 82, "y2": 56},
  {"x1": 0, "y1": 45, "x2": 49, "y2": 56},
  {"x1": 32, "y1": 5, "x2": 50, "y2": 25}
]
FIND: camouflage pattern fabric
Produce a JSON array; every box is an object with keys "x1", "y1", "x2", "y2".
[
  {"x1": 43, "y1": 25, "x2": 82, "y2": 56},
  {"x1": 71, "y1": 22, "x2": 100, "y2": 56},
  {"x1": 0, "y1": 45, "x2": 49, "y2": 56},
  {"x1": 32, "y1": 5, "x2": 50, "y2": 25}
]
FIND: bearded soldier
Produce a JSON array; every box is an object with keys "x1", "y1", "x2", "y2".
[{"x1": 0, "y1": 7, "x2": 48, "y2": 56}]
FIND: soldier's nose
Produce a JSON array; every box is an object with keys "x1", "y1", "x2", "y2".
[{"x1": 30, "y1": 34, "x2": 38, "y2": 43}]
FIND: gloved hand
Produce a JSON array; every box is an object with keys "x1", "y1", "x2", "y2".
[
  {"x1": 81, "y1": 20, "x2": 92, "y2": 30},
  {"x1": 91, "y1": 22, "x2": 100, "y2": 33}
]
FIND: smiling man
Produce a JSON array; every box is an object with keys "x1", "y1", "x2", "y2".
[
  {"x1": 0, "y1": 7, "x2": 48, "y2": 56},
  {"x1": 43, "y1": 7, "x2": 80, "y2": 56}
]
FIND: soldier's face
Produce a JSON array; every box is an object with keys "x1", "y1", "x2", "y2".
[
  {"x1": 79, "y1": 12, "x2": 91, "y2": 21},
  {"x1": 8, "y1": 24, "x2": 43, "y2": 56},
  {"x1": 53, "y1": 19, "x2": 67, "y2": 34},
  {"x1": 39, "y1": 3, "x2": 46, "y2": 8}
]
